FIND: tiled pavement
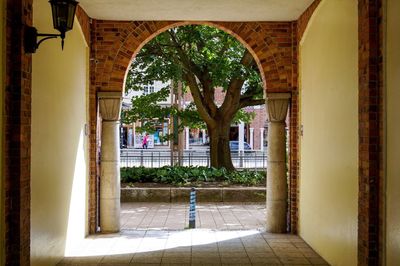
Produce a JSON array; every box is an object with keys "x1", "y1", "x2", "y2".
[
  {"x1": 58, "y1": 203, "x2": 329, "y2": 265},
  {"x1": 121, "y1": 203, "x2": 266, "y2": 230}
]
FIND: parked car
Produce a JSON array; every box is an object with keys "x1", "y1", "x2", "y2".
[{"x1": 229, "y1": 141, "x2": 252, "y2": 152}]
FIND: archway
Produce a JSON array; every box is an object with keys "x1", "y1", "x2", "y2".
[{"x1": 95, "y1": 21, "x2": 293, "y2": 233}]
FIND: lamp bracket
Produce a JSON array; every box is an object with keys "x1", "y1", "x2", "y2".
[{"x1": 24, "y1": 26, "x2": 64, "y2": 54}]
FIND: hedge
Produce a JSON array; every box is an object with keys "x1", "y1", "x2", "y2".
[{"x1": 121, "y1": 166, "x2": 265, "y2": 186}]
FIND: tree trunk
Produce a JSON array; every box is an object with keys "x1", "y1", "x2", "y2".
[{"x1": 208, "y1": 123, "x2": 235, "y2": 171}]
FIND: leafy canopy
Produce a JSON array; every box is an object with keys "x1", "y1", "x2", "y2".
[{"x1": 123, "y1": 25, "x2": 263, "y2": 136}]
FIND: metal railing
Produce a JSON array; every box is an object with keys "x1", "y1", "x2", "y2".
[{"x1": 120, "y1": 149, "x2": 267, "y2": 169}]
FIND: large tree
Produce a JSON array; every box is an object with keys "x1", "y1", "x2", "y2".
[{"x1": 124, "y1": 25, "x2": 264, "y2": 171}]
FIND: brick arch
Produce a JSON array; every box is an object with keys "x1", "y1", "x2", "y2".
[{"x1": 92, "y1": 20, "x2": 295, "y2": 94}]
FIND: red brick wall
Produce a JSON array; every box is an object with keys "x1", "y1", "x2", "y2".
[
  {"x1": 358, "y1": 0, "x2": 384, "y2": 264},
  {"x1": 289, "y1": 21, "x2": 299, "y2": 234},
  {"x1": 75, "y1": 6, "x2": 91, "y2": 46},
  {"x1": 75, "y1": 6, "x2": 100, "y2": 234},
  {"x1": 297, "y1": 0, "x2": 322, "y2": 43},
  {"x1": 88, "y1": 18, "x2": 99, "y2": 234},
  {"x1": 4, "y1": 0, "x2": 32, "y2": 264},
  {"x1": 91, "y1": 20, "x2": 295, "y2": 94},
  {"x1": 89, "y1": 20, "x2": 297, "y2": 231}
]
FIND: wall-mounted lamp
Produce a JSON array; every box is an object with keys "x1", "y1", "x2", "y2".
[{"x1": 25, "y1": 0, "x2": 79, "y2": 54}]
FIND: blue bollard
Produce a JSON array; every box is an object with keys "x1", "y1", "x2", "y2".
[{"x1": 189, "y1": 187, "x2": 196, "y2": 229}]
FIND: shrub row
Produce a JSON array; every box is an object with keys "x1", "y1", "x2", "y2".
[{"x1": 121, "y1": 166, "x2": 266, "y2": 186}]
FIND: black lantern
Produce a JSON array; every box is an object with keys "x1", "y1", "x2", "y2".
[{"x1": 25, "y1": 0, "x2": 79, "y2": 53}]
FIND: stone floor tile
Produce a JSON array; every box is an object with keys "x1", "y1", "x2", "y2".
[
  {"x1": 192, "y1": 251, "x2": 220, "y2": 258},
  {"x1": 58, "y1": 204, "x2": 328, "y2": 266},
  {"x1": 129, "y1": 262, "x2": 160, "y2": 266},
  {"x1": 131, "y1": 256, "x2": 162, "y2": 264},
  {"x1": 66, "y1": 256, "x2": 104, "y2": 264},
  {"x1": 132, "y1": 253, "x2": 163, "y2": 264},
  {"x1": 219, "y1": 251, "x2": 249, "y2": 258},
  {"x1": 163, "y1": 251, "x2": 191, "y2": 258},
  {"x1": 165, "y1": 246, "x2": 191, "y2": 252},
  {"x1": 56, "y1": 260, "x2": 71, "y2": 266},
  {"x1": 269, "y1": 242, "x2": 297, "y2": 248},
  {"x1": 69, "y1": 263, "x2": 99, "y2": 266},
  {"x1": 275, "y1": 252, "x2": 305, "y2": 258},
  {"x1": 307, "y1": 256, "x2": 329, "y2": 265},
  {"x1": 272, "y1": 247, "x2": 302, "y2": 254},
  {"x1": 218, "y1": 246, "x2": 246, "y2": 252},
  {"x1": 250, "y1": 256, "x2": 282, "y2": 264},
  {"x1": 279, "y1": 256, "x2": 311, "y2": 265},
  {"x1": 246, "y1": 251, "x2": 277, "y2": 258},
  {"x1": 191, "y1": 257, "x2": 222, "y2": 264},
  {"x1": 251, "y1": 263, "x2": 282, "y2": 266},
  {"x1": 161, "y1": 256, "x2": 191, "y2": 264},
  {"x1": 161, "y1": 263, "x2": 191, "y2": 266},
  {"x1": 99, "y1": 263, "x2": 131, "y2": 266},
  {"x1": 191, "y1": 263, "x2": 222, "y2": 266},
  {"x1": 101, "y1": 254, "x2": 134, "y2": 263},
  {"x1": 244, "y1": 245, "x2": 272, "y2": 252},
  {"x1": 123, "y1": 203, "x2": 267, "y2": 230},
  {"x1": 220, "y1": 256, "x2": 252, "y2": 264},
  {"x1": 293, "y1": 242, "x2": 311, "y2": 248}
]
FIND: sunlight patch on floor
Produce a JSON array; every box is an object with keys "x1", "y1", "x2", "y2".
[{"x1": 64, "y1": 229, "x2": 259, "y2": 257}]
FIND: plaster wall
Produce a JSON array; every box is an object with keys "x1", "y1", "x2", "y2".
[
  {"x1": 0, "y1": 0, "x2": 5, "y2": 263},
  {"x1": 298, "y1": 0, "x2": 358, "y2": 265},
  {"x1": 31, "y1": 0, "x2": 89, "y2": 264},
  {"x1": 386, "y1": 0, "x2": 400, "y2": 264}
]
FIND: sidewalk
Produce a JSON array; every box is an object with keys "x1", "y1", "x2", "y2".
[
  {"x1": 57, "y1": 203, "x2": 329, "y2": 265},
  {"x1": 121, "y1": 203, "x2": 266, "y2": 231}
]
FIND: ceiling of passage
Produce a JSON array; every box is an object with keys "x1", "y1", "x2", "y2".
[{"x1": 78, "y1": 0, "x2": 315, "y2": 21}]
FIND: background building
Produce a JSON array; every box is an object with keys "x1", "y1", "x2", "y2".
[{"x1": 122, "y1": 85, "x2": 267, "y2": 150}]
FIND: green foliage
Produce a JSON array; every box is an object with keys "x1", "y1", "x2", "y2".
[
  {"x1": 121, "y1": 166, "x2": 265, "y2": 186},
  {"x1": 125, "y1": 25, "x2": 261, "y2": 92},
  {"x1": 232, "y1": 109, "x2": 256, "y2": 124},
  {"x1": 123, "y1": 25, "x2": 264, "y2": 138}
]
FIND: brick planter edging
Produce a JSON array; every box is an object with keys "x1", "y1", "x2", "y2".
[{"x1": 121, "y1": 187, "x2": 266, "y2": 203}]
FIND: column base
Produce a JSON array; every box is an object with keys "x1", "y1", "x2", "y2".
[
  {"x1": 100, "y1": 197, "x2": 121, "y2": 233},
  {"x1": 266, "y1": 200, "x2": 287, "y2": 233}
]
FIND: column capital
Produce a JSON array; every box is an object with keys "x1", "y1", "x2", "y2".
[
  {"x1": 98, "y1": 92, "x2": 122, "y2": 121},
  {"x1": 266, "y1": 93, "x2": 291, "y2": 122}
]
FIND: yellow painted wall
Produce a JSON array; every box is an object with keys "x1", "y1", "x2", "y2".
[
  {"x1": 0, "y1": 0, "x2": 5, "y2": 264},
  {"x1": 31, "y1": 0, "x2": 89, "y2": 265},
  {"x1": 386, "y1": 0, "x2": 400, "y2": 264},
  {"x1": 298, "y1": 0, "x2": 358, "y2": 265}
]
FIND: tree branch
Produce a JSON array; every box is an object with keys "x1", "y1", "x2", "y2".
[
  {"x1": 200, "y1": 70, "x2": 218, "y2": 117},
  {"x1": 220, "y1": 49, "x2": 255, "y2": 114},
  {"x1": 167, "y1": 30, "x2": 203, "y2": 77},
  {"x1": 239, "y1": 98, "x2": 265, "y2": 109},
  {"x1": 184, "y1": 73, "x2": 217, "y2": 127},
  {"x1": 165, "y1": 30, "x2": 217, "y2": 127}
]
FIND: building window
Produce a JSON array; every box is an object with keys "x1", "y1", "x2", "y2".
[{"x1": 143, "y1": 83, "x2": 154, "y2": 95}]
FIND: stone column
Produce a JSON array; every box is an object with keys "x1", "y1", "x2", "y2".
[
  {"x1": 265, "y1": 93, "x2": 291, "y2": 233},
  {"x1": 249, "y1": 128, "x2": 254, "y2": 149},
  {"x1": 260, "y1": 128, "x2": 265, "y2": 151},
  {"x1": 202, "y1": 129, "x2": 206, "y2": 144},
  {"x1": 185, "y1": 127, "x2": 190, "y2": 150},
  {"x1": 98, "y1": 92, "x2": 122, "y2": 233}
]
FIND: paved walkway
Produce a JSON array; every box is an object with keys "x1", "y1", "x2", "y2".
[
  {"x1": 58, "y1": 203, "x2": 329, "y2": 265},
  {"x1": 121, "y1": 203, "x2": 266, "y2": 231}
]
